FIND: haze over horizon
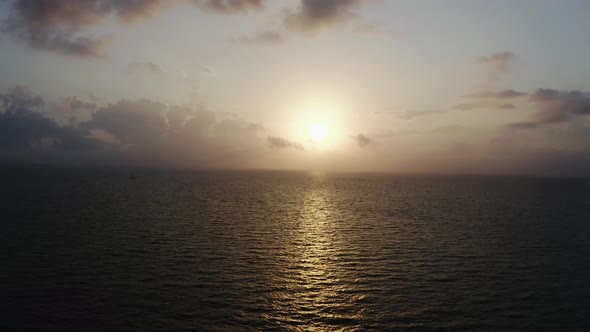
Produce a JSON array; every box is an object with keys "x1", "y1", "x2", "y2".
[{"x1": 2, "y1": 0, "x2": 590, "y2": 177}]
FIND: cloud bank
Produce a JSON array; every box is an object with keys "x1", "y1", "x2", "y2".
[
  {"x1": 0, "y1": 85, "x2": 279, "y2": 169},
  {"x1": 2, "y1": 85, "x2": 590, "y2": 177}
]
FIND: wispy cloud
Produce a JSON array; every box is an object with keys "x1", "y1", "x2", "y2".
[
  {"x1": 471, "y1": 51, "x2": 515, "y2": 83},
  {"x1": 394, "y1": 109, "x2": 449, "y2": 120},
  {"x1": 229, "y1": 30, "x2": 285, "y2": 45},
  {"x1": 192, "y1": 0, "x2": 264, "y2": 14},
  {"x1": 471, "y1": 51, "x2": 514, "y2": 72},
  {"x1": 463, "y1": 89, "x2": 526, "y2": 99},
  {"x1": 127, "y1": 61, "x2": 166, "y2": 77}
]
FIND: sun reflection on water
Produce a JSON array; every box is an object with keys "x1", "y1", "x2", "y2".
[{"x1": 270, "y1": 177, "x2": 367, "y2": 330}]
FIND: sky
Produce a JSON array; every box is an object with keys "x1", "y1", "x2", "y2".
[{"x1": 1, "y1": 0, "x2": 590, "y2": 176}]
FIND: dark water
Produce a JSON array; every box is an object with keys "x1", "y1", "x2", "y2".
[{"x1": 2, "y1": 167, "x2": 590, "y2": 331}]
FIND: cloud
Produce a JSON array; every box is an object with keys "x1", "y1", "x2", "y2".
[
  {"x1": 285, "y1": 0, "x2": 369, "y2": 33},
  {"x1": 506, "y1": 122, "x2": 541, "y2": 130},
  {"x1": 0, "y1": 85, "x2": 43, "y2": 109},
  {"x1": 3, "y1": 86, "x2": 590, "y2": 177},
  {"x1": 0, "y1": 0, "x2": 264, "y2": 58},
  {"x1": 61, "y1": 96, "x2": 97, "y2": 112},
  {"x1": 0, "y1": 89, "x2": 105, "y2": 152},
  {"x1": 127, "y1": 61, "x2": 166, "y2": 77},
  {"x1": 471, "y1": 51, "x2": 515, "y2": 83},
  {"x1": 353, "y1": 22, "x2": 392, "y2": 36},
  {"x1": 393, "y1": 109, "x2": 448, "y2": 120},
  {"x1": 464, "y1": 89, "x2": 526, "y2": 99},
  {"x1": 50, "y1": 96, "x2": 97, "y2": 125},
  {"x1": 471, "y1": 51, "x2": 514, "y2": 72},
  {"x1": 0, "y1": 85, "x2": 284, "y2": 168},
  {"x1": 192, "y1": 0, "x2": 264, "y2": 14},
  {"x1": 0, "y1": 105, "x2": 59, "y2": 149},
  {"x1": 507, "y1": 88, "x2": 590, "y2": 129},
  {"x1": 530, "y1": 89, "x2": 590, "y2": 120},
  {"x1": 498, "y1": 103, "x2": 516, "y2": 109},
  {"x1": 350, "y1": 133, "x2": 373, "y2": 147},
  {"x1": 528, "y1": 89, "x2": 590, "y2": 116},
  {"x1": 378, "y1": 102, "x2": 512, "y2": 119},
  {"x1": 229, "y1": 30, "x2": 285, "y2": 45},
  {"x1": 452, "y1": 101, "x2": 493, "y2": 111},
  {"x1": 267, "y1": 136, "x2": 303, "y2": 150},
  {"x1": 82, "y1": 99, "x2": 169, "y2": 146},
  {"x1": 0, "y1": 0, "x2": 171, "y2": 58},
  {"x1": 202, "y1": 66, "x2": 217, "y2": 76},
  {"x1": 451, "y1": 101, "x2": 515, "y2": 111}
]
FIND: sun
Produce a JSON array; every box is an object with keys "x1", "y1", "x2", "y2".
[{"x1": 307, "y1": 122, "x2": 329, "y2": 142}]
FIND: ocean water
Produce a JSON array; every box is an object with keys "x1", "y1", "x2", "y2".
[{"x1": 1, "y1": 167, "x2": 590, "y2": 331}]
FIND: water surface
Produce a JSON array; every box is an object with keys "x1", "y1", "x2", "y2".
[{"x1": 2, "y1": 167, "x2": 589, "y2": 330}]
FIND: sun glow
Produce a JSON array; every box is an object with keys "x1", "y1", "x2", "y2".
[{"x1": 307, "y1": 122, "x2": 329, "y2": 142}]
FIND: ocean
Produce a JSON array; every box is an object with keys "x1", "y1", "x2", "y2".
[{"x1": 2, "y1": 167, "x2": 590, "y2": 331}]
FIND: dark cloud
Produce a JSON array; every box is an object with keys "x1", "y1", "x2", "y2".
[
  {"x1": 267, "y1": 136, "x2": 303, "y2": 150},
  {"x1": 285, "y1": 0, "x2": 368, "y2": 32},
  {"x1": 0, "y1": 85, "x2": 44, "y2": 110},
  {"x1": 0, "y1": 88, "x2": 105, "y2": 153},
  {"x1": 507, "y1": 88, "x2": 590, "y2": 129},
  {"x1": 0, "y1": 86, "x2": 284, "y2": 168},
  {"x1": 464, "y1": 89, "x2": 526, "y2": 99},
  {"x1": 350, "y1": 133, "x2": 373, "y2": 147},
  {"x1": 529, "y1": 88, "x2": 563, "y2": 102},
  {"x1": 0, "y1": 0, "x2": 170, "y2": 58},
  {"x1": 529, "y1": 89, "x2": 590, "y2": 115},
  {"x1": 127, "y1": 61, "x2": 166, "y2": 77},
  {"x1": 230, "y1": 30, "x2": 285, "y2": 45},
  {"x1": 0, "y1": 105, "x2": 59, "y2": 149},
  {"x1": 83, "y1": 99, "x2": 169, "y2": 146},
  {"x1": 0, "y1": 0, "x2": 264, "y2": 58}
]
